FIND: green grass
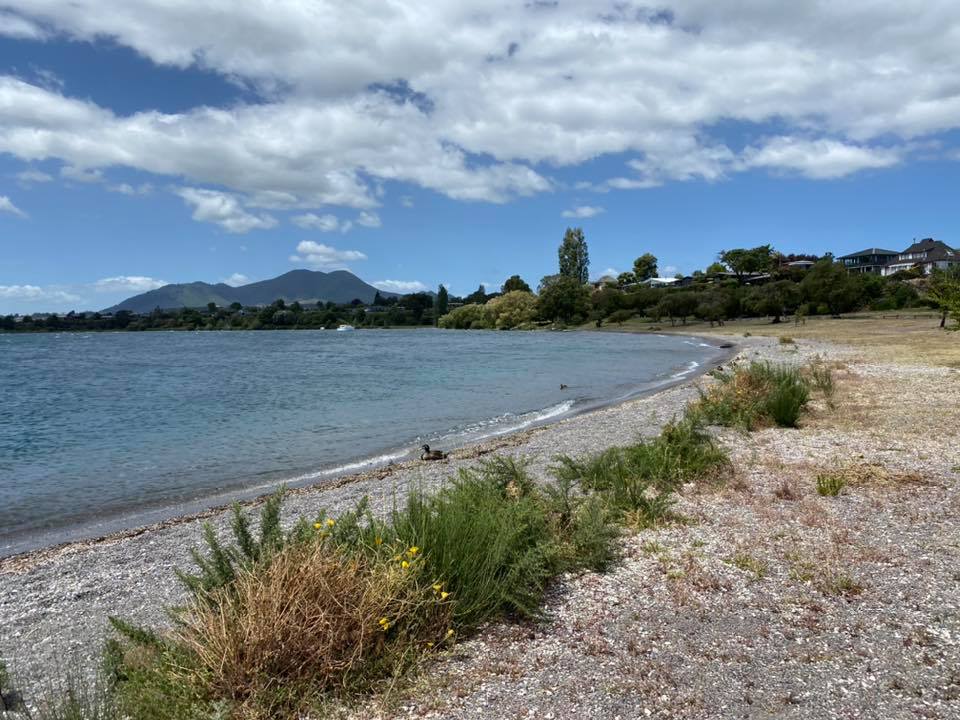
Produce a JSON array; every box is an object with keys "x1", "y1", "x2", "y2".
[
  {"x1": 816, "y1": 472, "x2": 847, "y2": 497},
  {"x1": 22, "y1": 412, "x2": 729, "y2": 718},
  {"x1": 697, "y1": 361, "x2": 811, "y2": 430}
]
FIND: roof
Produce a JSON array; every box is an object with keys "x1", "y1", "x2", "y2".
[
  {"x1": 838, "y1": 248, "x2": 899, "y2": 259},
  {"x1": 898, "y1": 238, "x2": 956, "y2": 257}
]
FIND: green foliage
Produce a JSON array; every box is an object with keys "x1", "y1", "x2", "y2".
[
  {"x1": 437, "y1": 303, "x2": 491, "y2": 329},
  {"x1": 928, "y1": 265, "x2": 960, "y2": 329},
  {"x1": 632, "y1": 253, "x2": 658, "y2": 281},
  {"x1": 485, "y1": 291, "x2": 538, "y2": 329},
  {"x1": 537, "y1": 275, "x2": 590, "y2": 324},
  {"x1": 434, "y1": 284, "x2": 449, "y2": 321},
  {"x1": 558, "y1": 227, "x2": 590, "y2": 284},
  {"x1": 801, "y1": 259, "x2": 860, "y2": 316},
  {"x1": 718, "y1": 245, "x2": 774, "y2": 281},
  {"x1": 501, "y1": 275, "x2": 532, "y2": 294},
  {"x1": 816, "y1": 472, "x2": 847, "y2": 497},
  {"x1": 698, "y1": 362, "x2": 811, "y2": 430},
  {"x1": 808, "y1": 361, "x2": 835, "y2": 404}
]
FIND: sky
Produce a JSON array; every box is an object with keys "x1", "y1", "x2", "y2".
[{"x1": 1, "y1": 1, "x2": 960, "y2": 314}]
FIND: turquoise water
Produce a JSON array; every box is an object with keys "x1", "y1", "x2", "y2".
[{"x1": 0, "y1": 329, "x2": 724, "y2": 555}]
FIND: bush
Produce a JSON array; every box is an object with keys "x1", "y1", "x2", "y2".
[
  {"x1": 816, "y1": 472, "x2": 846, "y2": 497},
  {"x1": 437, "y1": 304, "x2": 491, "y2": 329},
  {"x1": 485, "y1": 291, "x2": 537, "y2": 329},
  {"x1": 697, "y1": 362, "x2": 810, "y2": 430}
]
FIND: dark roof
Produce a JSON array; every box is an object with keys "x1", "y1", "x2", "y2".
[
  {"x1": 838, "y1": 247, "x2": 899, "y2": 259},
  {"x1": 898, "y1": 238, "x2": 956, "y2": 256}
]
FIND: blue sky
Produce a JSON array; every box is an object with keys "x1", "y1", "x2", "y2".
[{"x1": 2, "y1": 1, "x2": 959, "y2": 313}]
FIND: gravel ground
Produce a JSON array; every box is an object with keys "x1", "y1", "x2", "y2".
[{"x1": 3, "y1": 336, "x2": 959, "y2": 719}]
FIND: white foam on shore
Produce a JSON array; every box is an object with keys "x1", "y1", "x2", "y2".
[{"x1": 671, "y1": 360, "x2": 700, "y2": 378}]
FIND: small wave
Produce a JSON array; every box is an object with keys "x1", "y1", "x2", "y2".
[
  {"x1": 433, "y1": 400, "x2": 576, "y2": 446},
  {"x1": 671, "y1": 360, "x2": 700, "y2": 378},
  {"x1": 285, "y1": 450, "x2": 411, "y2": 484}
]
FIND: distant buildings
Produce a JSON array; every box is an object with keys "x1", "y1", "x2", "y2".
[{"x1": 839, "y1": 239, "x2": 958, "y2": 276}]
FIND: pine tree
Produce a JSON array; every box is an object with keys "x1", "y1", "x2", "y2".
[{"x1": 435, "y1": 284, "x2": 449, "y2": 323}]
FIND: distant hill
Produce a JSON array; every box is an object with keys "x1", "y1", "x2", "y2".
[{"x1": 105, "y1": 270, "x2": 397, "y2": 313}]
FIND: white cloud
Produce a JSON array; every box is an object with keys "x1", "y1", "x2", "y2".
[
  {"x1": 0, "y1": 284, "x2": 80, "y2": 302},
  {"x1": 16, "y1": 169, "x2": 53, "y2": 184},
  {"x1": 108, "y1": 182, "x2": 153, "y2": 196},
  {"x1": 60, "y1": 165, "x2": 104, "y2": 183},
  {"x1": 0, "y1": 195, "x2": 27, "y2": 218},
  {"x1": 741, "y1": 137, "x2": 902, "y2": 179},
  {"x1": 356, "y1": 210, "x2": 381, "y2": 228},
  {"x1": 292, "y1": 213, "x2": 340, "y2": 232},
  {"x1": 374, "y1": 279, "x2": 427, "y2": 293},
  {"x1": 400, "y1": 196, "x2": 414, "y2": 208},
  {"x1": 290, "y1": 240, "x2": 367, "y2": 270},
  {"x1": 222, "y1": 273, "x2": 250, "y2": 287},
  {"x1": 92, "y1": 276, "x2": 167, "y2": 293},
  {"x1": 0, "y1": 10, "x2": 45, "y2": 39},
  {"x1": 562, "y1": 205, "x2": 604, "y2": 218},
  {"x1": 0, "y1": 0, "x2": 958, "y2": 208},
  {"x1": 175, "y1": 187, "x2": 278, "y2": 233}
]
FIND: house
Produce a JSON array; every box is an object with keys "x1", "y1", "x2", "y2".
[
  {"x1": 638, "y1": 277, "x2": 681, "y2": 287},
  {"x1": 590, "y1": 275, "x2": 618, "y2": 290},
  {"x1": 784, "y1": 260, "x2": 816, "y2": 271},
  {"x1": 882, "y1": 238, "x2": 959, "y2": 276},
  {"x1": 838, "y1": 248, "x2": 899, "y2": 274}
]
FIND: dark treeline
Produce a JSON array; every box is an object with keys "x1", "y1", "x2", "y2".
[{"x1": 1, "y1": 292, "x2": 447, "y2": 333}]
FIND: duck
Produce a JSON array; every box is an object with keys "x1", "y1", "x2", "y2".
[
  {"x1": 420, "y1": 444, "x2": 447, "y2": 461},
  {"x1": 560, "y1": 383, "x2": 568, "y2": 390}
]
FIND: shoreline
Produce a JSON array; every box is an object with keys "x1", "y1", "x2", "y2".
[{"x1": 0, "y1": 334, "x2": 734, "y2": 567}]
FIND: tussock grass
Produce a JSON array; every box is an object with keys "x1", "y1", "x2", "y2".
[
  {"x1": 697, "y1": 362, "x2": 811, "y2": 430},
  {"x1": 816, "y1": 472, "x2": 847, "y2": 497}
]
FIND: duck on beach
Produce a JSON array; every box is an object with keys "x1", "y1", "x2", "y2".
[{"x1": 420, "y1": 444, "x2": 447, "y2": 461}]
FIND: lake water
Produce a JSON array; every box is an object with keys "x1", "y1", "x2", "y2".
[{"x1": 0, "y1": 329, "x2": 725, "y2": 556}]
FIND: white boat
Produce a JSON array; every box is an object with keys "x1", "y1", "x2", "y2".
[{"x1": 336, "y1": 324, "x2": 355, "y2": 332}]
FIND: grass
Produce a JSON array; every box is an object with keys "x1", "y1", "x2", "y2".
[
  {"x1": 16, "y1": 410, "x2": 731, "y2": 718},
  {"x1": 779, "y1": 335, "x2": 795, "y2": 345},
  {"x1": 728, "y1": 552, "x2": 768, "y2": 580},
  {"x1": 696, "y1": 361, "x2": 811, "y2": 430},
  {"x1": 816, "y1": 472, "x2": 847, "y2": 496}
]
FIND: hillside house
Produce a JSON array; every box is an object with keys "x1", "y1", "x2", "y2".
[
  {"x1": 882, "y1": 239, "x2": 959, "y2": 276},
  {"x1": 838, "y1": 248, "x2": 899, "y2": 274}
]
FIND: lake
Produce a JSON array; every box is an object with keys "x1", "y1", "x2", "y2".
[{"x1": 0, "y1": 329, "x2": 725, "y2": 556}]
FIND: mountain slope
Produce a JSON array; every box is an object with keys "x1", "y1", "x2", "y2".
[{"x1": 105, "y1": 270, "x2": 393, "y2": 313}]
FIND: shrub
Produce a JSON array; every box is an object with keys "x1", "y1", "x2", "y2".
[
  {"x1": 437, "y1": 304, "x2": 491, "y2": 329},
  {"x1": 779, "y1": 335, "x2": 794, "y2": 344},
  {"x1": 697, "y1": 362, "x2": 810, "y2": 430},
  {"x1": 816, "y1": 472, "x2": 846, "y2": 497},
  {"x1": 807, "y1": 361, "x2": 835, "y2": 407},
  {"x1": 484, "y1": 291, "x2": 537, "y2": 329}
]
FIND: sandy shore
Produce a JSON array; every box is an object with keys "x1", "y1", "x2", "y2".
[{"x1": 3, "y1": 334, "x2": 959, "y2": 719}]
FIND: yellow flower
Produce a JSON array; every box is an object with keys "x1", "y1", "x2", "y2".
[
  {"x1": 326, "y1": 518, "x2": 336, "y2": 527},
  {"x1": 426, "y1": 642, "x2": 434, "y2": 648},
  {"x1": 375, "y1": 536, "x2": 383, "y2": 546},
  {"x1": 401, "y1": 560, "x2": 410, "y2": 569},
  {"x1": 407, "y1": 546, "x2": 419, "y2": 556},
  {"x1": 432, "y1": 583, "x2": 442, "y2": 592},
  {"x1": 313, "y1": 522, "x2": 322, "y2": 530},
  {"x1": 440, "y1": 591, "x2": 449, "y2": 600},
  {"x1": 378, "y1": 617, "x2": 391, "y2": 631},
  {"x1": 445, "y1": 629, "x2": 454, "y2": 639}
]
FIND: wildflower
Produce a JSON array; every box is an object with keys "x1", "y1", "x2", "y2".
[
  {"x1": 426, "y1": 642, "x2": 434, "y2": 648},
  {"x1": 407, "y1": 546, "x2": 419, "y2": 556},
  {"x1": 378, "y1": 617, "x2": 391, "y2": 631},
  {"x1": 313, "y1": 522, "x2": 322, "y2": 530},
  {"x1": 326, "y1": 518, "x2": 336, "y2": 527},
  {"x1": 440, "y1": 591, "x2": 449, "y2": 600},
  {"x1": 445, "y1": 629, "x2": 454, "y2": 639},
  {"x1": 375, "y1": 536, "x2": 383, "y2": 546},
  {"x1": 432, "y1": 583, "x2": 442, "y2": 592},
  {"x1": 401, "y1": 560, "x2": 410, "y2": 569}
]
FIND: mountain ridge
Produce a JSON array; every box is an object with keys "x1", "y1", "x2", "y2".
[{"x1": 105, "y1": 269, "x2": 398, "y2": 313}]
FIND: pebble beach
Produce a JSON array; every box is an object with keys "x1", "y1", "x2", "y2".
[{"x1": 3, "y1": 335, "x2": 959, "y2": 719}]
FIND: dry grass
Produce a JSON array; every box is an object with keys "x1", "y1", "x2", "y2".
[
  {"x1": 177, "y1": 543, "x2": 450, "y2": 716},
  {"x1": 816, "y1": 462, "x2": 929, "y2": 489}
]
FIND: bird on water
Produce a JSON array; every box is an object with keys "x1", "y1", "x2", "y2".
[{"x1": 420, "y1": 444, "x2": 447, "y2": 461}]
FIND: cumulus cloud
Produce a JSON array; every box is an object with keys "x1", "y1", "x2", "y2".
[
  {"x1": 108, "y1": 182, "x2": 153, "y2": 196},
  {"x1": 0, "y1": 284, "x2": 80, "y2": 302},
  {"x1": 0, "y1": 195, "x2": 27, "y2": 218},
  {"x1": 0, "y1": 10, "x2": 45, "y2": 39},
  {"x1": 16, "y1": 169, "x2": 53, "y2": 185},
  {"x1": 373, "y1": 279, "x2": 427, "y2": 293},
  {"x1": 92, "y1": 276, "x2": 167, "y2": 293},
  {"x1": 222, "y1": 273, "x2": 250, "y2": 286},
  {"x1": 0, "y1": 0, "x2": 958, "y2": 209},
  {"x1": 60, "y1": 165, "x2": 103, "y2": 183},
  {"x1": 175, "y1": 187, "x2": 278, "y2": 233},
  {"x1": 562, "y1": 205, "x2": 604, "y2": 218},
  {"x1": 292, "y1": 213, "x2": 340, "y2": 232},
  {"x1": 356, "y1": 210, "x2": 381, "y2": 228},
  {"x1": 289, "y1": 240, "x2": 367, "y2": 270}
]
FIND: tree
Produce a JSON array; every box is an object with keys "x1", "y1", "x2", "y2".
[
  {"x1": 229, "y1": 302, "x2": 243, "y2": 312},
  {"x1": 617, "y1": 272, "x2": 635, "y2": 286},
  {"x1": 373, "y1": 290, "x2": 385, "y2": 306},
  {"x1": 928, "y1": 266, "x2": 960, "y2": 329},
  {"x1": 435, "y1": 284, "x2": 449, "y2": 323},
  {"x1": 206, "y1": 302, "x2": 217, "y2": 314},
  {"x1": 719, "y1": 245, "x2": 775, "y2": 283},
  {"x1": 590, "y1": 286, "x2": 623, "y2": 319},
  {"x1": 632, "y1": 253, "x2": 658, "y2": 281},
  {"x1": 537, "y1": 274, "x2": 591, "y2": 323},
  {"x1": 464, "y1": 284, "x2": 488, "y2": 305},
  {"x1": 501, "y1": 275, "x2": 531, "y2": 294},
  {"x1": 801, "y1": 259, "x2": 860, "y2": 317},
  {"x1": 558, "y1": 227, "x2": 589, "y2": 284},
  {"x1": 705, "y1": 262, "x2": 726, "y2": 276},
  {"x1": 486, "y1": 291, "x2": 538, "y2": 329},
  {"x1": 290, "y1": 301, "x2": 303, "y2": 314},
  {"x1": 745, "y1": 280, "x2": 800, "y2": 323}
]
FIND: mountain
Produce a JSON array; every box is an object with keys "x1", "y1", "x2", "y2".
[{"x1": 105, "y1": 270, "x2": 396, "y2": 313}]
